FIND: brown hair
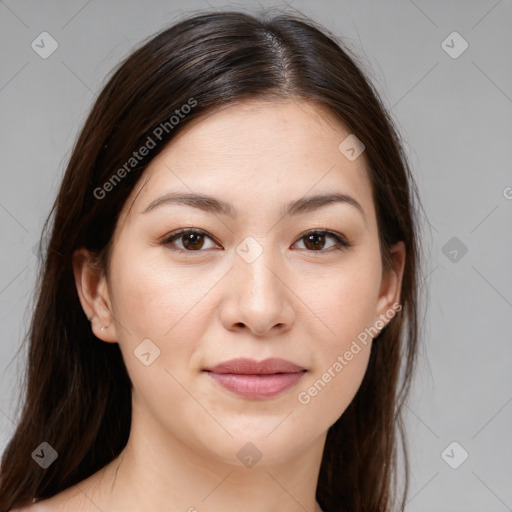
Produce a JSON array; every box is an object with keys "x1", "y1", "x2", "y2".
[{"x1": 0, "y1": 8, "x2": 425, "y2": 512}]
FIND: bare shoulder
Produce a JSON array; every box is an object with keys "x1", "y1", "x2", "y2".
[
  {"x1": 11, "y1": 485, "x2": 89, "y2": 512},
  {"x1": 10, "y1": 503, "x2": 43, "y2": 512},
  {"x1": 10, "y1": 458, "x2": 117, "y2": 512}
]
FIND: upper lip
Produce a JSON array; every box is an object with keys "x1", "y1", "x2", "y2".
[{"x1": 203, "y1": 357, "x2": 306, "y2": 374}]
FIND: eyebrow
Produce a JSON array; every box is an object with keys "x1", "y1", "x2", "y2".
[{"x1": 142, "y1": 191, "x2": 366, "y2": 222}]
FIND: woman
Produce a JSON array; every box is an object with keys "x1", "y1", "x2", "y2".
[{"x1": 0, "y1": 9, "x2": 425, "y2": 512}]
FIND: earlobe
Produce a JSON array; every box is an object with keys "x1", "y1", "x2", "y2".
[{"x1": 72, "y1": 247, "x2": 117, "y2": 343}]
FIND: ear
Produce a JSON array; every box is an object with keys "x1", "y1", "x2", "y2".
[
  {"x1": 374, "y1": 241, "x2": 406, "y2": 331},
  {"x1": 72, "y1": 247, "x2": 118, "y2": 343}
]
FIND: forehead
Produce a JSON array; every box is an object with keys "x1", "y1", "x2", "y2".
[{"x1": 127, "y1": 98, "x2": 374, "y2": 221}]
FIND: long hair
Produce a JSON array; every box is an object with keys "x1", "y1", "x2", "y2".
[{"x1": 0, "y1": 9, "x2": 425, "y2": 512}]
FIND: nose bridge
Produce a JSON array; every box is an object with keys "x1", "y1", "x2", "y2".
[
  {"x1": 222, "y1": 234, "x2": 293, "y2": 334},
  {"x1": 235, "y1": 235, "x2": 283, "y2": 305}
]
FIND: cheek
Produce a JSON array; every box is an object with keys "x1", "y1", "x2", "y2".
[
  {"x1": 295, "y1": 342, "x2": 372, "y2": 435},
  {"x1": 108, "y1": 242, "x2": 230, "y2": 390},
  {"x1": 297, "y1": 250, "x2": 382, "y2": 348},
  {"x1": 107, "y1": 247, "x2": 212, "y2": 432},
  {"x1": 294, "y1": 274, "x2": 377, "y2": 429},
  {"x1": 109, "y1": 244, "x2": 208, "y2": 339},
  {"x1": 291, "y1": 253, "x2": 380, "y2": 427},
  {"x1": 106, "y1": 245, "x2": 201, "y2": 388}
]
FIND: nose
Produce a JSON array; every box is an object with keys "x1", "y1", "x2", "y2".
[{"x1": 219, "y1": 240, "x2": 295, "y2": 337}]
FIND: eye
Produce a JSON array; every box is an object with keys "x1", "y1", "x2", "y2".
[
  {"x1": 162, "y1": 228, "x2": 353, "y2": 254},
  {"x1": 162, "y1": 229, "x2": 219, "y2": 252},
  {"x1": 292, "y1": 230, "x2": 353, "y2": 252}
]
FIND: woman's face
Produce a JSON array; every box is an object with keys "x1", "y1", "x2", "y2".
[{"x1": 85, "y1": 98, "x2": 404, "y2": 466}]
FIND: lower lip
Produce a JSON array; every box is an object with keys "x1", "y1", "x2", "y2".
[{"x1": 205, "y1": 371, "x2": 306, "y2": 399}]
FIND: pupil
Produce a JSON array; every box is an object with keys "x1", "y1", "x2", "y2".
[
  {"x1": 306, "y1": 233, "x2": 324, "y2": 250},
  {"x1": 184, "y1": 233, "x2": 203, "y2": 250}
]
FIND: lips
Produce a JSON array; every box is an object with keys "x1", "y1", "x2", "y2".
[
  {"x1": 203, "y1": 358, "x2": 307, "y2": 399},
  {"x1": 204, "y1": 357, "x2": 305, "y2": 374}
]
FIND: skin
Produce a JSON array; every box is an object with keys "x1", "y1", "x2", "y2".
[{"x1": 23, "y1": 98, "x2": 405, "y2": 512}]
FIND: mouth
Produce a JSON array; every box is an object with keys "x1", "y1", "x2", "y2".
[{"x1": 202, "y1": 358, "x2": 307, "y2": 399}]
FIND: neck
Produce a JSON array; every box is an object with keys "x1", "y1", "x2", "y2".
[{"x1": 86, "y1": 395, "x2": 327, "y2": 512}]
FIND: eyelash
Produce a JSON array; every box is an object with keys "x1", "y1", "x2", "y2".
[{"x1": 161, "y1": 228, "x2": 354, "y2": 254}]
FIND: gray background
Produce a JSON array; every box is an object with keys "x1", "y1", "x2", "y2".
[{"x1": 1, "y1": 0, "x2": 511, "y2": 510}]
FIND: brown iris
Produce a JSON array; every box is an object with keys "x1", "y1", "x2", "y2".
[
  {"x1": 181, "y1": 232, "x2": 205, "y2": 250},
  {"x1": 303, "y1": 232, "x2": 326, "y2": 251}
]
